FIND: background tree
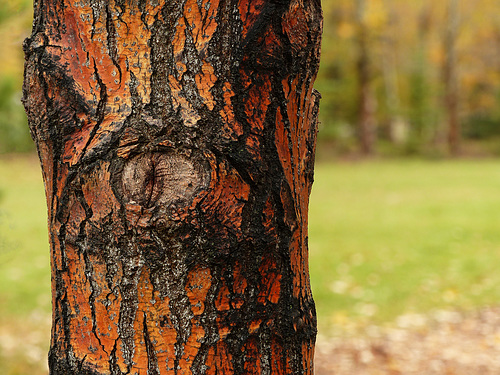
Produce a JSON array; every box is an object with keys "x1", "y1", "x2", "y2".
[
  {"x1": 312, "y1": 0, "x2": 500, "y2": 157},
  {"x1": 22, "y1": 0, "x2": 322, "y2": 374},
  {"x1": 380, "y1": 0, "x2": 404, "y2": 145},
  {"x1": 9, "y1": 0, "x2": 500, "y2": 159},
  {"x1": 354, "y1": 0, "x2": 377, "y2": 155},
  {"x1": 406, "y1": 5, "x2": 434, "y2": 153},
  {"x1": 443, "y1": 0, "x2": 461, "y2": 155},
  {"x1": 0, "y1": 0, "x2": 32, "y2": 153}
]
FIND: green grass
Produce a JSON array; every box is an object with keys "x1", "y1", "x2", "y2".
[
  {"x1": 0, "y1": 154, "x2": 50, "y2": 375},
  {"x1": 0, "y1": 155, "x2": 50, "y2": 318},
  {"x1": 3, "y1": 155, "x2": 500, "y2": 370},
  {"x1": 310, "y1": 158, "x2": 500, "y2": 333}
]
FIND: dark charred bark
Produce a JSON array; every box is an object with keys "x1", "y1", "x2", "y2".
[{"x1": 23, "y1": 0, "x2": 322, "y2": 374}]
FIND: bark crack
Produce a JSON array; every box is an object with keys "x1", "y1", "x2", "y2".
[
  {"x1": 76, "y1": 58, "x2": 108, "y2": 166},
  {"x1": 143, "y1": 313, "x2": 160, "y2": 375},
  {"x1": 105, "y1": 3, "x2": 122, "y2": 83}
]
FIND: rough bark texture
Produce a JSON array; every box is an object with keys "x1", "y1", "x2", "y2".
[{"x1": 22, "y1": 0, "x2": 322, "y2": 374}]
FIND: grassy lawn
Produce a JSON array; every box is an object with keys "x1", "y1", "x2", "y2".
[
  {"x1": 0, "y1": 154, "x2": 50, "y2": 374},
  {"x1": 310, "y1": 158, "x2": 500, "y2": 333},
  {"x1": 2, "y1": 155, "x2": 500, "y2": 370},
  {"x1": 0, "y1": 155, "x2": 50, "y2": 317}
]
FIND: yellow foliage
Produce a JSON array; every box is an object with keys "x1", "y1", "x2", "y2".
[
  {"x1": 363, "y1": 0, "x2": 388, "y2": 31},
  {"x1": 0, "y1": 10, "x2": 31, "y2": 79},
  {"x1": 337, "y1": 22, "x2": 356, "y2": 39}
]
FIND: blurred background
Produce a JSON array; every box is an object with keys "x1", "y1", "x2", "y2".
[{"x1": 3, "y1": 0, "x2": 500, "y2": 373}]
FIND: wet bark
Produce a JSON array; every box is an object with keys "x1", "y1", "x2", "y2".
[{"x1": 22, "y1": 0, "x2": 322, "y2": 374}]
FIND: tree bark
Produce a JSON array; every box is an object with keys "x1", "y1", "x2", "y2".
[{"x1": 23, "y1": 0, "x2": 322, "y2": 374}]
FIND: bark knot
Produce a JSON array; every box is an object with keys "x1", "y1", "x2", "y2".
[{"x1": 120, "y1": 152, "x2": 208, "y2": 209}]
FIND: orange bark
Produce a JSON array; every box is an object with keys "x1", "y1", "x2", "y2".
[{"x1": 23, "y1": 0, "x2": 322, "y2": 373}]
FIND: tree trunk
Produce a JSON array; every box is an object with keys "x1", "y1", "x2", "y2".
[
  {"x1": 444, "y1": 0, "x2": 460, "y2": 155},
  {"x1": 22, "y1": 1, "x2": 322, "y2": 374},
  {"x1": 407, "y1": 5, "x2": 432, "y2": 152},
  {"x1": 380, "y1": 1, "x2": 404, "y2": 145},
  {"x1": 355, "y1": 0, "x2": 376, "y2": 155}
]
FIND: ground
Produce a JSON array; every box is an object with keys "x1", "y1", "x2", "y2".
[{"x1": 315, "y1": 307, "x2": 500, "y2": 374}]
